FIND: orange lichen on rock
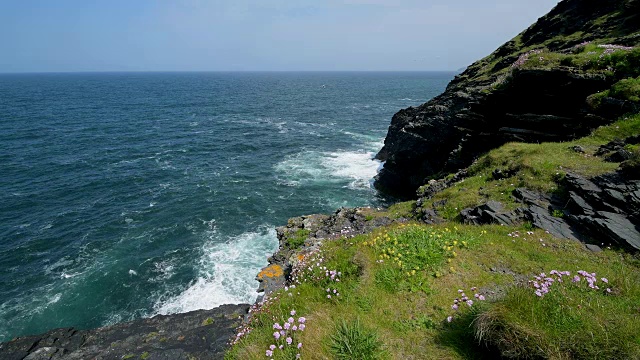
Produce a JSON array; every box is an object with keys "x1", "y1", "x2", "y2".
[{"x1": 257, "y1": 264, "x2": 284, "y2": 279}]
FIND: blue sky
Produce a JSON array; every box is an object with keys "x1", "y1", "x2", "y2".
[{"x1": 0, "y1": 0, "x2": 560, "y2": 72}]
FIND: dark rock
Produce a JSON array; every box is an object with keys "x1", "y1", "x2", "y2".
[
  {"x1": 492, "y1": 168, "x2": 518, "y2": 180},
  {"x1": 460, "y1": 201, "x2": 522, "y2": 226},
  {"x1": 374, "y1": 0, "x2": 639, "y2": 198},
  {"x1": 585, "y1": 244, "x2": 603, "y2": 252},
  {"x1": 605, "y1": 148, "x2": 633, "y2": 162},
  {"x1": 0, "y1": 304, "x2": 249, "y2": 360},
  {"x1": 570, "y1": 145, "x2": 586, "y2": 153},
  {"x1": 508, "y1": 171, "x2": 640, "y2": 251}
]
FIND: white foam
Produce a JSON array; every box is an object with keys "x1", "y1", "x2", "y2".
[
  {"x1": 274, "y1": 147, "x2": 381, "y2": 190},
  {"x1": 153, "y1": 226, "x2": 278, "y2": 315}
]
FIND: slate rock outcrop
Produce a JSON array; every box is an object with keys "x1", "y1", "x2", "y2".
[
  {"x1": 0, "y1": 304, "x2": 249, "y2": 360},
  {"x1": 458, "y1": 168, "x2": 640, "y2": 252}
]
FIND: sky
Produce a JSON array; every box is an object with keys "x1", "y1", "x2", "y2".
[{"x1": 0, "y1": 0, "x2": 560, "y2": 73}]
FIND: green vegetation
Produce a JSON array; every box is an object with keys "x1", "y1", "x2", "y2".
[
  {"x1": 610, "y1": 76, "x2": 640, "y2": 102},
  {"x1": 424, "y1": 114, "x2": 640, "y2": 220},
  {"x1": 287, "y1": 229, "x2": 311, "y2": 249},
  {"x1": 329, "y1": 319, "x2": 386, "y2": 360},
  {"x1": 226, "y1": 116, "x2": 640, "y2": 359}
]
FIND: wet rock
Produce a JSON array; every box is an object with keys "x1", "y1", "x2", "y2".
[{"x1": 0, "y1": 305, "x2": 249, "y2": 360}]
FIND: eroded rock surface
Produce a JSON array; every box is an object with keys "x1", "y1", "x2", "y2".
[{"x1": 0, "y1": 305, "x2": 248, "y2": 360}]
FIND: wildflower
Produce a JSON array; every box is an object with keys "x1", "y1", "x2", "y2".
[
  {"x1": 452, "y1": 304, "x2": 459, "y2": 310},
  {"x1": 478, "y1": 295, "x2": 485, "y2": 301},
  {"x1": 601, "y1": 278, "x2": 608, "y2": 283},
  {"x1": 298, "y1": 343, "x2": 303, "y2": 349},
  {"x1": 273, "y1": 323, "x2": 282, "y2": 330},
  {"x1": 266, "y1": 349, "x2": 273, "y2": 357},
  {"x1": 284, "y1": 322, "x2": 291, "y2": 330},
  {"x1": 291, "y1": 310, "x2": 296, "y2": 316},
  {"x1": 466, "y1": 300, "x2": 473, "y2": 307},
  {"x1": 299, "y1": 324, "x2": 306, "y2": 331},
  {"x1": 447, "y1": 316, "x2": 453, "y2": 323},
  {"x1": 327, "y1": 295, "x2": 331, "y2": 299},
  {"x1": 298, "y1": 317, "x2": 306, "y2": 323},
  {"x1": 270, "y1": 345, "x2": 276, "y2": 350},
  {"x1": 274, "y1": 332, "x2": 281, "y2": 340},
  {"x1": 286, "y1": 337, "x2": 293, "y2": 345},
  {"x1": 288, "y1": 317, "x2": 295, "y2": 323}
]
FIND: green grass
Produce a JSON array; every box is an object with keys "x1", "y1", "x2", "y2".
[
  {"x1": 226, "y1": 115, "x2": 640, "y2": 360},
  {"x1": 423, "y1": 114, "x2": 640, "y2": 220},
  {"x1": 287, "y1": 229, "x2": 311, "y2": 249},
  {"x1": 328, "y1": 319, "x2": 387, "y2": 360},
  {"x1": 226, "y1": 223, "x2": 640, "y2": 359},
  {"x1": 610, "y1": 76, "x2": 640, "y2": 102}
]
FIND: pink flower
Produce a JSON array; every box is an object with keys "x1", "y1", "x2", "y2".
[
  {"x1": 266, "y1": 349, "x2": 273, "y2": 357},
  {"x1": 284, "y1": 322, "x2": 291, "y2": 330},
  {"x1": 298, "y1": 343, "x2": 303, "y2": 349},
  {"x1": 299, "y1": 324, "x2": 306, "y2": 331},
  {"x1": 298, "y1": 317, "x2": 306, "y2": 323},
  {"x1": 291, "y1": 310, "x2": 296, "y2": 316},
  {"x1": 452, "y1": 304, "x2": 459, "y2": 310},
  {"x1": 478, "y1": 295, "x2": 485, "y2": 301},
  {"x1": 286, "y1": 337, "x2": 293, "y2": 345},
  {"x1": 274, "y1": 332, "x2": 281, "y2": 340},
  {"x1": 269, "y1": 345, "x2": 276, "y2": 350},
  {"x1": 447, "y1": 316, "x2": 453, "y2": 323},
  {"x1": 601, "y1": 278, "x2": 608, "y2": 283}
]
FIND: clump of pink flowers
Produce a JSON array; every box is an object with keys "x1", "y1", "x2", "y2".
[
  {"x1": 267, "y1": 310, "x2": 306, "y2": 358},
  {"x1": 447, "y1": 287, "x2": 487, "y2": 322},
  {"x1": 529, "y1": 269, "x2": 611, "y2": 297},
  {"x1": 512, "y1": 49, "x2": 544, "y2": 68}
]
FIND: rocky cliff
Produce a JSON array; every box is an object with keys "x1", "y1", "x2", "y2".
[
  {"x1": 0, "y1": 305, "x2": 248, "y2": 360},
  {"x1": 375, "y1": 0, "x2": 640, "y2": 198}
]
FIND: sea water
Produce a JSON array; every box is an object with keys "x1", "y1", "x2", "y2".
[{"x1": 0, "y1": 71, "x2": 453, "y2": 341}]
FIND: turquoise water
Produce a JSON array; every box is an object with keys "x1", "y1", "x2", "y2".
[{"x1": 0, "y1": 71, "x2": 453, "y2": 341}]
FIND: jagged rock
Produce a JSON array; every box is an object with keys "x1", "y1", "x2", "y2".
[
  {"x1": 374, "y1": 0, "x2": 639, "y2": 198},
  {"x1": 460, "y1": 201, "x2": 522, "y2": 226},
  {"x1": 0, "y1": 305, "x2": 249, "y2": 360},
  {"x1": 605, "y1": 149, "x2": 633, "y2": 162},
  {"x1": 503, "y1": 171, "x2": 640, "y2": 251},
  {"x1": 416, "y1": 170, "x2": 468, "y2": 200}
]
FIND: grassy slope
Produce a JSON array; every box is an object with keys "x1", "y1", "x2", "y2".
[{"x1": 226, "y1": 116, "x2": 640, "y2": 359}]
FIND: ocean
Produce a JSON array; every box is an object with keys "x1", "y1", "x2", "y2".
[{"x1": 0, "y1": 71, "x2": 453, "y2": 341}]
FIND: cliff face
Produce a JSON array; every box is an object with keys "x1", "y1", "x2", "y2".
[{"x1": 375, "y1": 0, "x2": 640, "y2": 198}]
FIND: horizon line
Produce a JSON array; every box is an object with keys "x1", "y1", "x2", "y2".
[{"x1": 0, "y1": 69, "x2": 462, "y2": 75}]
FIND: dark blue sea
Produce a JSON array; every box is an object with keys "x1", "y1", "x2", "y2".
[{"x1": 0, "y1": 71, "x2": 453, "y2": 341}]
